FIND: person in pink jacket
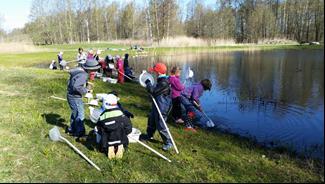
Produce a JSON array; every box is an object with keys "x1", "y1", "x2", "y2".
[
  {"x1": 169, "y1": 66, "x2": 185, "y2": 123},
  {"x1": 116, "y1": 55, "x2": 124, "y2": 84}
]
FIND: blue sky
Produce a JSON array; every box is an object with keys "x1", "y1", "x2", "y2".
[
  {"x1": 0, "y1": 0, "x2": 33, "y2": 32},
  {"x1": 0, "y1": 0, "x2": 216, "y2": 32}
]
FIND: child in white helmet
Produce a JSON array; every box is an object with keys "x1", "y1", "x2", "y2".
[{"x1": 95, "y1": 94, "x2": 132, "y2": 159}]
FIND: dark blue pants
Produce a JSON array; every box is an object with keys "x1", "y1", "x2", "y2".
[
  {"x1": 67, "y1": 95, "x2": 85, "y2": 136},
  {"x1": 147, "y1": 95, "x2": 172, "y2": 145},
  {"x1": 180, "y1": 95, "x2": 209, "y2": 128}
]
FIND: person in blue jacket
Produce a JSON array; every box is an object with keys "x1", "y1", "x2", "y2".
[{"x1": 66, "y1": 59, "x2": 100, "y2": 138}]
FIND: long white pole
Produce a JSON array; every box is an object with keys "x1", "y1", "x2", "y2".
[
  {"x1": 128, "y1": 136, "x2": 172, "y2": 162},
  {"x1": 50, "y1": 96, "x2": 67, "y2": 101},
  {"x1": 150, "y1": 95, "x2": 179, "y2": 154},
  {"x1": 60, "y1": 136, "x2": 101, "y2": 171},
  {"x1": 113, "y1": 68, "x2": 134, "y2": 81}
]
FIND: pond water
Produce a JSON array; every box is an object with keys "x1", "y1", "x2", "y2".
[{"x1": 129, "y1": 49, "x2": 324, "y2": 159}]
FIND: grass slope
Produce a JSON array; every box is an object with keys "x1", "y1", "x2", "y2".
[{"x1": 0, "y1": 44, "x2": 323, "y2": 182}]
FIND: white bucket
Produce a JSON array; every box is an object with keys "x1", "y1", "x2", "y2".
[
  {"x1": 96, "y1": 72, "x2": 103, "y2": 78},
  {"x1": 96, "y1": 93, "x2": 108, "y2": 101},
  {"x1": 107, "y1": 78, "x2": 117, "y2": 84},
  {"x1": 108, "y1": 64, "x2": 115, "y2": 69}
]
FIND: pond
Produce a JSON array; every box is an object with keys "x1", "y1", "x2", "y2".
[{"x1": 129, "y1": 49, "x2": 324, "y2": 159}]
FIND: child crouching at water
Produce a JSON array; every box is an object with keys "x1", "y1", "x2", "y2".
[
  {"x1": 169, "y1": 66, "x2": 185, "y2": 124},
  {"x1": 181, "y1": 79, "x2": 214, "y2": 132}
]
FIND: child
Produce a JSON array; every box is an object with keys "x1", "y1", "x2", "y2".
[
  {"x1": 139, "y1": 63, "x2": 173, "y2": 151},
  {"x1": 169, "y1": 66, "x2": 185, "y2": 123},
  {"x1": 87, "y1": 49, "x2": 95, "y2": 60},
  {"x1": 181, "y1": 79, "x2": 213, "y2": 131},
  {"x1": 49, "y1": 60, "x2": 57, "y2": 70},
  {"x1": 96, "y1": 94, "x2": 132, "y2": 159},
  {"x1": 77, "y1": 48, "x2": 86, "y2": 66},
  {"x1": 105, "y1": 55, "x2": 114, "y2": 77},
  {"x1": 66, "y1": 59, "x2": 99, "y2": 138},
  {"x1": 116, "y1": 55, "x2": 124, "y2": 84},
  {"x1": 94, "y1": 50, "x2": 101, "y2": 61},
  {"x1": 58, "y1": 51, "x2": 64, "y2": 70},
  {"x1": 123, "y1": 53, "x2": 135, "y2": 82}
]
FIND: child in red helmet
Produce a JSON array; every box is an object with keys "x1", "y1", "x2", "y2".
[{"x1": 140, "y1": 63, "x2": 173, "y2": 151}]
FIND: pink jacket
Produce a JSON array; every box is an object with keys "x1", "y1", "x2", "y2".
[{"x1": 169, "y1": 75, "x2": 185, "y2": 99}]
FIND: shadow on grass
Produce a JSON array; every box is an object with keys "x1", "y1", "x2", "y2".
[
  {"x1": 42, "y1": 113, "x2": 68, "y2": 129},
  {"x1": 84, "y1": 119, "x2": 96, "y2": 129},
  {"x1": 77, "y1": 130, "x2": 98, "y2": 152}
]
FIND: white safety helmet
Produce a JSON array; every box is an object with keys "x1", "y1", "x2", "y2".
[{"x1": 102, "y1": 94, "x2": 119, "y2": 109}]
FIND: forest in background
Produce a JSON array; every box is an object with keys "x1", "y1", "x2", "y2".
[{"x1": 0, "y1": 0, "x2": 324, "y2": 45}]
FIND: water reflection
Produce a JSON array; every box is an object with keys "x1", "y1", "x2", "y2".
[{"x1": 130, "y1": 50, "x2": 324, "y2": 158}]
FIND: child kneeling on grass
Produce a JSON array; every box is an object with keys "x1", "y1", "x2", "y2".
[{"x1": 96, "y1": 94, "x2": 132, "y2": 159}]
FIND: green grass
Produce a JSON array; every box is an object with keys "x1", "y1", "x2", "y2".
[{"x1": 0, "y1": 44, "x2": 323, "y2": 182}]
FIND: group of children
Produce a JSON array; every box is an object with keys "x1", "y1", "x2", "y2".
[
  {"x1": 66, "y1": 51, "x2": 212, "y2": 158},
  {"x1": 51, "y1": 48, "x2": 134, "y2": 84},
  {"x1": 139, "y1": 63, "x2": 213, "y2": 151}
]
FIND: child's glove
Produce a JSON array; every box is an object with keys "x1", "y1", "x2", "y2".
[
  {"x1": 145, "y1": 79, "x2": 151, "y2": 85},
  {"x1": 124, "y1": 111, "x2": 134, "y2": 119}
]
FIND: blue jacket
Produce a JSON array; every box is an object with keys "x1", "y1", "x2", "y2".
[{"x1": 67, "y1": 68, "x2": 88, "y2": 98}]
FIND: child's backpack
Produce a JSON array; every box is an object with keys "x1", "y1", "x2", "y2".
[{"x1": 96, "y1": 108, "x2": 132, "y2": 151}]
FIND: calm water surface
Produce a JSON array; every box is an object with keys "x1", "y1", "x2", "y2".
[{"x1": 129, "y1": 49, "x2": 324, "y2": 159}]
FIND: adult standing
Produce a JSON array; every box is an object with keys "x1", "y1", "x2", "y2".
[{"x1": 66, "y1": 59, "x2": 100, "y2": 138}]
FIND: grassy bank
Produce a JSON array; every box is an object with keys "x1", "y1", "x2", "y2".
[{"x1": 0, "y1": 45, "x2": 323, "y2": 182}]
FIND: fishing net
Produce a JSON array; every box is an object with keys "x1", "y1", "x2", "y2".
[
  {"x1": 49, "y1": 126, "x2": 61, "y2": 142},
  {"x1": 139, "y1": 71, "x2": 155, "y2": 87}
]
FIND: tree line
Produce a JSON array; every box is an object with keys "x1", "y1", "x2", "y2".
[{"x1": 20, "y1": 0, "x2": 324, "y2": 45}]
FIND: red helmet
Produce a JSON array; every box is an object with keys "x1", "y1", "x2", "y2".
[{"x1": 148, "y1": 63, "x2": 167, "y2": 74}]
